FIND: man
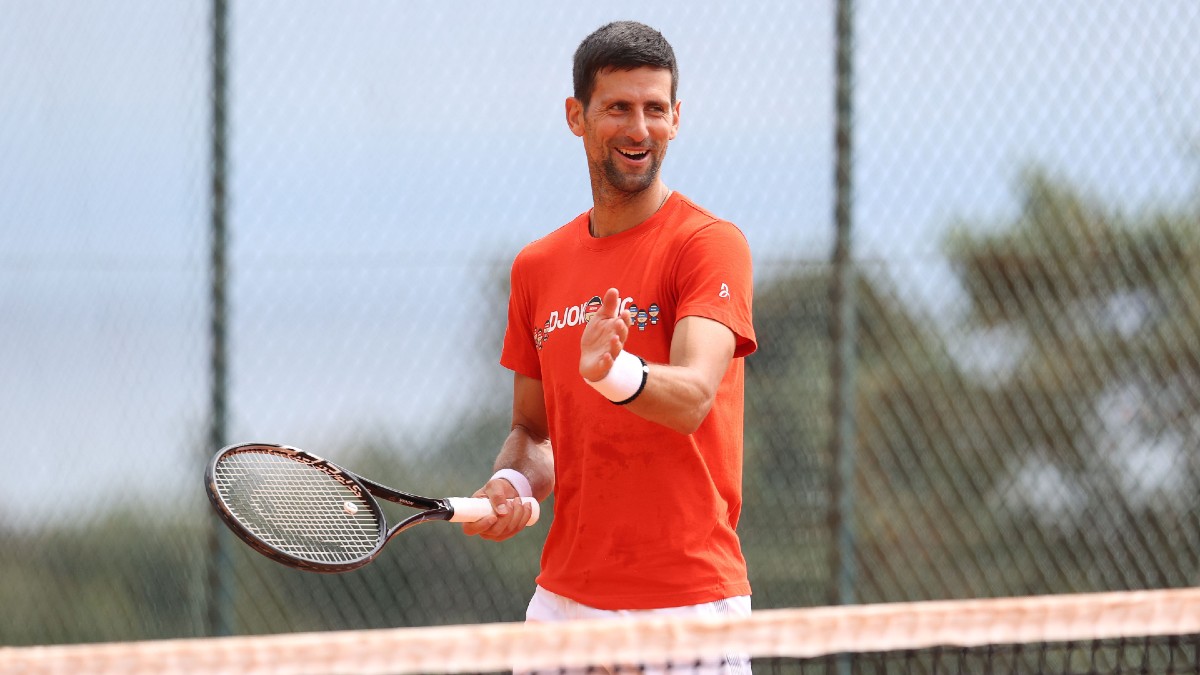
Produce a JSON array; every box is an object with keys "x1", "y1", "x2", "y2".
[{"x1": 463, "y1": 20, "x2": 756, "y2": 673}]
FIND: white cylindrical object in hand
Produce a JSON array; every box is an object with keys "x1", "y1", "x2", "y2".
[{"x1": 446, "y1": 497, "x2": 540, "y2": 526}]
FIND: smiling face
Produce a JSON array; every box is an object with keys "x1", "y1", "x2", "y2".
[{"x1": 566, "y1": 66, "x2": 681, "y2": 202}]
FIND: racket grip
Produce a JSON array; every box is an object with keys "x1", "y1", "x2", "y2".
[{"x1": 447, "y1": 497, "x2": 540, "y2": 526}]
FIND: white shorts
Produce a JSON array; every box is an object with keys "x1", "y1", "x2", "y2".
[{"x1": 520, "y1": 585, "x2": 752, "y2": 675}]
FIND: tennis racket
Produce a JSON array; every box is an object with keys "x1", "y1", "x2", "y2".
[{"x1": 205, "y1": 442, "x2": 539, "y2": 573}]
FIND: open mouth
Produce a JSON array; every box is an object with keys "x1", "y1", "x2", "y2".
[{"x1": 616, "y1": 148, "x2": 650, "y2": 162}]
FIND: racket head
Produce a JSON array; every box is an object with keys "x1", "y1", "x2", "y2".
[{"x1": 205, "y1": 443, "x2": 386, "y2": 573}]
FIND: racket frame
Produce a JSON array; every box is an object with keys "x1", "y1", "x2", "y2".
[{"x1": 206, "y1": 442, "x2": 473, "y2": 573}]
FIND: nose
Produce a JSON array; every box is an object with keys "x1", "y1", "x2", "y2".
[{"x1": 625, "y1": 110, "x2": 649, "y2": 143}]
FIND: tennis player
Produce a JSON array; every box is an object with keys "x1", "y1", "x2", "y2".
[{"x1": 463, "y1": 20, "x2": 755, "y2": 674}]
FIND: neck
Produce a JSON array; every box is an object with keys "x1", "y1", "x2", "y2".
[{"x1": 589, "y1": 183, "x2": 672, "y2": 238}]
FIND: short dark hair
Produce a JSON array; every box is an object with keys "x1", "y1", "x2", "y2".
[{"x1": 572, "y1": 21, "x2": 678, "y2": 108}]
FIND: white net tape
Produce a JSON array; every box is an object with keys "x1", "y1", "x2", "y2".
[{"x1": 3, "y1": 588, "x2": 1199, "y2": 674}]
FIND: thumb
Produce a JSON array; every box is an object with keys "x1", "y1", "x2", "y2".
[{"x1": 485, "y1": 478, "x2": 513, "y2": 515}]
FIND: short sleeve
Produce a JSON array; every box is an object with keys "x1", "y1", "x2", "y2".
[
  {"x1": 499, "y1": 253, "x2": 543, "y2": 379},
  {"x1": 673, "y1": 221, "x2": 756, "y2": 358}
]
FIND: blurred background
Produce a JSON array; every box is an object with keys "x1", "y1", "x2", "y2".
[{"x1": 1, "y1": 0, "x2": 1198, "y2": 646}]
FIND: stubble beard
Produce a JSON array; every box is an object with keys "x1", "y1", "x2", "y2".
[{"x1": 596, "y1": 148, "x2": 663, "y2": 203}]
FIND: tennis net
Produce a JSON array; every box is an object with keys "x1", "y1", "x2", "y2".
[{"x1": 3, "y1": 588, "x2": 1198, "y2": 674}]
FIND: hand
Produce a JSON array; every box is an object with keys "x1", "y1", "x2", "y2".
[
  {"x1": 460, "y1": 477, "x2": 536, "y2": 542},
  {"x1": 579, "y1": 287, "x2": 630, "y2": 382}
]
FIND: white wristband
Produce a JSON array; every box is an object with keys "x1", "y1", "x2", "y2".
[
  {"x1": 584, "y1": 349, "x2": 649, "y2": 405},
  {"x1": 490, "y1": 468, "x2": 533, "y2": 499}
]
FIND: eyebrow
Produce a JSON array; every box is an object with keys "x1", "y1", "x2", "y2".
[{"x1": 597, "y1": 94, "x2": 672, "y2": 108}]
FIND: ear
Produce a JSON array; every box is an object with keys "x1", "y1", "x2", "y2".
[
  {"x1": 668, "y1": 99, "x2": 681, "y2": 140},
  {"x1": 565, "y1": 97, "x2": 585, "y2": 137}
]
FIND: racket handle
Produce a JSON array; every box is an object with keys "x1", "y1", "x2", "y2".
[{"x1": 446, "y1": 497, "x2": 540, "y2": 526}]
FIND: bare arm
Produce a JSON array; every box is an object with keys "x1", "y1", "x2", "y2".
[
  {"x1": 461, "y1": 372, "x2": 554, "y2": 541},
  {"x1": 580, "y1": 287, "x2": 735, "y2": 435}
]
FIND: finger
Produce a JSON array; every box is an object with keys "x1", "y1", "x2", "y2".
[
  {"x1": 495, "y1": 499, "x2": 530, "y2": 538},
  {"x1": 461, "y1": 513, "x2": 498, "y2": 537},
  {"x1": 514, "y1": 499, "x2": 535, "y2": 527},
  {"x1": 479, "y1": 507, "x2": 524, "y2": 541},
  {"x1": 599, "y1": 287, "x2": 621, "y2": 319},
  {"x1": 609, "y1": 333, "x2": 624, "y2": 357},
  {"x1": 483, "y1": 478, "x2": 517, "y2": 515}
]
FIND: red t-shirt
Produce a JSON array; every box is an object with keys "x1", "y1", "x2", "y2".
[{"x1": 501, "y1": 192, "x2": 756, "y2": 610}]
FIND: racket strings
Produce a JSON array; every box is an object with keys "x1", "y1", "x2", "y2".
[{"x1": 213, "y1": 452, "x2": 381, "y2": 564}]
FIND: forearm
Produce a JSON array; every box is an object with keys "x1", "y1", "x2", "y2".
[
  {"x1": 494, "y1": 423, "x2": 555, "y2": 501},
  {"x1": 620, "y1": 362, "x2": 719, "y2": 435},
  {"x1": 584, "y1": 314, "x2": 735, "y2": 435}
]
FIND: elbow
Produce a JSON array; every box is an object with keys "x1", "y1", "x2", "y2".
[{"x1": 667, "y1": 396, "x2": 716, "y2": 436}]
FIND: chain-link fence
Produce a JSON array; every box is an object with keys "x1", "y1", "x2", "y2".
[{"x1": 1, "y1": 0, "x2": 1197, "y2": 647}]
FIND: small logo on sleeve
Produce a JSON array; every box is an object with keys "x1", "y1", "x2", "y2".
[{"x1": 719, "y1": 283, "x2": 731, "y2": 299}]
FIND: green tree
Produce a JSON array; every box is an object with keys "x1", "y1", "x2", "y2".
[
  {"x1": 742, "y1": 168, "x2": 1200, "y2": 608},
  {"x1": 845, "y1": 169, "x2": 1200, "y2": 601}
]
